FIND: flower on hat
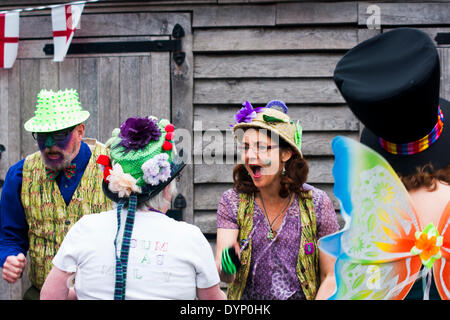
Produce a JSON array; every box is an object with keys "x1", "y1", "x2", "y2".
[
  {"x1": 233, "y1": 101, "x2": 265, "y2": 125},
  {"x1": 119, "y1": 117, "x2": 161, "y2": 152},
  {"x1": 142, "y1": 153, "x2": 171, "y2": 186},
  {"x1": 107, "y1": 163, "x2": 142, "y2": 198}
]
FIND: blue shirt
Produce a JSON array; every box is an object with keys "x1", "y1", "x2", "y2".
[{"x1": 0, "y1": 141, "x2": 92, "y2": 267}]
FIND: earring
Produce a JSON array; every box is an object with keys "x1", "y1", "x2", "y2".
[{"x1": 281, "y1": 165, "x2": 286, "y2": 176}]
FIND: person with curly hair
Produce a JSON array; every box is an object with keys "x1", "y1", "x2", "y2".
[
  {"x1": 215, "y1": 100, "x2": 340, "y2": 300},
  {"x1": 333, "y1": 28, "x2": 450, "y2": 299}
]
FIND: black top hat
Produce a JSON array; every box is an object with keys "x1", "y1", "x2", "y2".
[{"x1": 333, "y1": 27, "x2": 450, "y2": 176}]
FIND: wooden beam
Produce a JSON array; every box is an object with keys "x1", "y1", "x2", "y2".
[
  {"x1": 194, "y1": 79, "x2": 345, "y2": 104},
  {"x1": 194, "y1": 105, "x2": 358, "y2": 131},
  {"x1": 194, "y1": 53, "x2": 343, "y2": 78},
  {"x1": 194, "y1": 131, "x2": 359, "y2": 157},
  {"x1": 194, "y1": 27, "x2": 358, "y2": 52},
  {"x1": 276, "y1": 2, "x2": 357, "y2": 25},
  {"x1": 358, "y1": 2, "x2": 450, "y2": 26}
]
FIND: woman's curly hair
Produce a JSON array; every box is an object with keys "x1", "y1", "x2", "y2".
[
  {"x1": 400, "y1": 164, "x2": 450, "y2": 192},
  {"x1": 233, "y1": 132, "x2": 310, "y2": 199}
]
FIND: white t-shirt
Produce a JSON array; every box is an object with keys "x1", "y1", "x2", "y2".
[{"x1": 52, "y1": 209, "x2": 220, "y2": 300}]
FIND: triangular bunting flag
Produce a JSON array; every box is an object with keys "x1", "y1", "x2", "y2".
[
  {"x1": 0, "y1": 12, "x2": 19, "y2": 69},
  {"x1": 51, "y1": 3, "x2": 84, "y2": 62}
]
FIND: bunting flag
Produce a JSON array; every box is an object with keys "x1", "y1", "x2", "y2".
[
  {"x1": 51, "y1": 3, "x2": 84, "y2": 62},
  {"x1": 0, "y1": 12, "x2": 19, "y2": 69}
]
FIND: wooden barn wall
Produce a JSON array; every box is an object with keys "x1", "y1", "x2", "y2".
[{"x1": 0, "y1": 1, "x2": 450, "y2": 298}]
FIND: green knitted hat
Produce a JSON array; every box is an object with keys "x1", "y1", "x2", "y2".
[
  {"x1": 24, "y1": 89, "x2": 90, "y2": 133},
  {"x1": 105, "y1": 116, "x2": 176, "y2": 187}
]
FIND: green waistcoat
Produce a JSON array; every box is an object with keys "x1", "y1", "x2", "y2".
[
  {"x1": 21, "y1": 140, "x2": 112, "y2": 289},
  {"x1": 227, "y1": 191, "x2": 320, "y2": 300}
]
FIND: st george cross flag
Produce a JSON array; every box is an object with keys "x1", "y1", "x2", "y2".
[
  {"x1": 0, "y1": 12, "x2": 19, "y2": 69},
  {"x1": 51, "y1": 3, "x2": 84, "y2": 62}
]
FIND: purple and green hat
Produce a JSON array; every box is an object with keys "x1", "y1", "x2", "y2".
[{"x1": 100, "y1": 116, "x2": 185, "y2": 204}]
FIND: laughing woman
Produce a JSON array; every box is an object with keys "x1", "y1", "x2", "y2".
[{"x1": 216, "y1": 100, "x2": 340, "y2": 300}]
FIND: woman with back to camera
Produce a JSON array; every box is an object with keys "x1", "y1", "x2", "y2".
[{"x1": 41, "y1": 116, "x2": 225, "y2": 300}]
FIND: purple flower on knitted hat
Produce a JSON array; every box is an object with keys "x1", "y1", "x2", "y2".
[
  {"x1": 142, "y1": 153, "x2": 171, "y2": 186},
  {"x1": 233, "y1": 101, "x2": 265, "y2": 125},
  {"x1": 119, "y1": 117, "x2": 161, "y2": 151}
]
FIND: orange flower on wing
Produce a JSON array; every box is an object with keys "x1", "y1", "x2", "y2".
[
  {"x1": 415, "y1": 233, "x2": 440, "y2": 262},
  {"x1": 410, "y1": 223, "x2": 443, "y2": 269}
]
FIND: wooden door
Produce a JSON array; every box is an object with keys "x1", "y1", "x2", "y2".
[{"x1": 0, "y1": 11, "x2": 192, "y2": 300}]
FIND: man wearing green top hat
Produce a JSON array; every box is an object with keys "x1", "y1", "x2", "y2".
[{"x1": 0, "y1": 89, "x2": 112, "y2": 299}]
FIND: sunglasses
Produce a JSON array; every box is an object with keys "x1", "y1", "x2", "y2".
[{"x1": 32, "y1": 126, "x2": 76, "y2": 143}]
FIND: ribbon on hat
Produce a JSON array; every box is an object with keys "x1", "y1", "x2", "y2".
[
  {"x1": 378, "y1": 105, "x2": 444, "y2": 155},
  {"x1": 46, "y1": 163, "x2": 76, "y2": 180},
  {"x1": 97, "y1": 154, "x2": 112, "y2": 182}
]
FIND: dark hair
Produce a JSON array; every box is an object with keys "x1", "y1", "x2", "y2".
[
  {"x1": 400, "y1": 164, "x2": 450, "y2": 192},
  {"x1": 233, "y1": 132, "x2": 310, "y2": 198}
]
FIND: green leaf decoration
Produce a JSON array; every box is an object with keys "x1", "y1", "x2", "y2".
[
  {"x1": 368, "y1": 214, "x2": 376, "y2": 232},
  {"x1": 340, "y1": 281, "x2": 348, "y2": 297},
  {"x1": 372, "y1": 288, "x2": 389, "y2": 300},
  {"x1": 365, "y1": 251, "x2": 379, "y2": 257},
  {"x1": 351, "y1": 290, "x2": 373, "y2": 300},
  {"x1": 352, "y1": 274, "x2": 365, "y2": 290},
  {"x1": 295, "y1": 120, "x2": 302, "y2": 150},
  {"x1": 345, "y1": 263, "x2": 359, "y2": 272},
  {"x1": 263, "y1": 115, "x2": 287, "y2": 123}
]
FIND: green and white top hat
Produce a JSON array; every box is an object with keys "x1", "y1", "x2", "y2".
[{"x1": 24, "y1": 89, "x2": 90, "y2": 133}]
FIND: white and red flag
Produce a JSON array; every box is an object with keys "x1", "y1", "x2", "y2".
[
  {"x1": 0, "y1": 12, "x2": 19, "y2": 69},
  {"x1": 51, "y1": 3, "x2": 84, "y2": 62}
]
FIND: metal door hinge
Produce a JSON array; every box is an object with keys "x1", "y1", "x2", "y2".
[{"x1": 43, "y1": 24, "x2": 186, "y2": 66}]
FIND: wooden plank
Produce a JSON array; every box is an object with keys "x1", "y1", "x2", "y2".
[
  {"x1": 98, "y1": 57, "x2": 120, "y2": 143},
  {"x1": 59, "y1": 58, "x2": 80, "y2": 92},
  {"x1": 139, "y1": 55, "x2": 152, "y2": 117},
  {"x1": 150, "y1": 52, "x2": 171, "y2": 120},
  {"x1": 439, "y1": 48, "x2": 450, "y2": 101},
  {"x1": 359, "y1": 3, "x2": 450, "y2": 26},
  {"x1": 194, "y1": 182, "x2": 340, "y2": 211},
  {"x1": 194, "y1": 105, "x2": 359, "y2": 131},
  {"x1": 194, "y1": 79, "x2": 345, "y2": 104},
  {"x1": 276, "y1": 2, "x2": 357, "y2": 25},
  {"x1": 194, "y1": 131, "x2": 359, "y2": 158},
  {"x1": 357, "y1": 28, "x2": 380, "y2": 44},
  {"x1": 194, "y1": 157, "x2": 335, "y2": 184},
  {"x1": 193, "y1": 4, "x2": 276, "y2": 28},
  {"x1": 195, "y1": 210, "x2": 219, "y2": 234},
  {"x1": 79, "y1": 58, "x2": 99, "y2": 140},
  {"x1": 38, "y1": 59, "x2": 58, "y2": 90},
  {"x1": 170, "y1": 13, "x2": 194, "y2": 224},
  {"x1": 7, "y1": 63, "x2": 21, "y2": 166},
  {"x1": 19, "y1": 12, "x2": 188, "y2": 39},
  {"x1": 193, "y1": 27, "x2": 358, "y2": 52},
  {"x1": 20, "y1": 59, "x2": 41, "y2": 158},
  {"x1": 0, "y1": 70, "x2": 9, "y2": 184},
  {"x1": 194, "y1": 53, "x2": 343, "y2": 78},
  {"x1": 119, "y1": 56, "x2": 141, "y2": 122},
  {"x1": 0, "y1": 0, "x2": 216, "y2": 4}
]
